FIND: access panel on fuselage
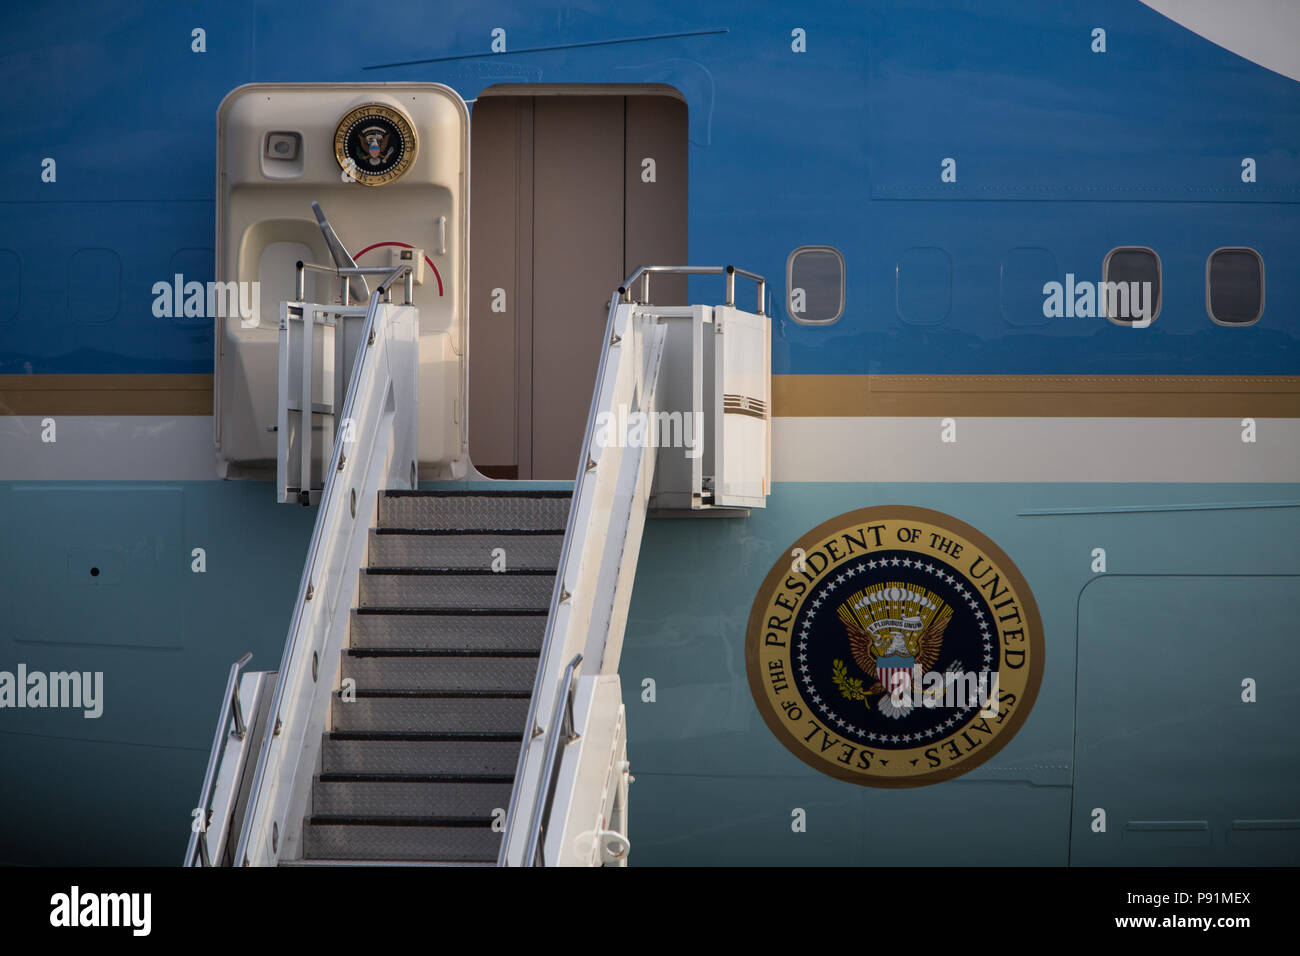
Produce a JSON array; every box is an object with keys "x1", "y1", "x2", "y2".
[{"x1": 1072, "y1": 574, "x2": 1300, "y2": 864}]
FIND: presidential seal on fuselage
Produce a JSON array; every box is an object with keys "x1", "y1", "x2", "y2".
[{"x1": 745, "y1": 506, "x2": 1044, "y2": 787}]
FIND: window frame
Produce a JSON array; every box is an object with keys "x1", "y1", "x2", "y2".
[
  {"x1": 785, "y1": 244, "x2": 846, "y2": 326},
  {"x1": 1101, "y1": 245, "x2": 1162, "y2": 327},
  {"x1": 1206, "y1": 246, "x2": 1265, "y2": 327}
]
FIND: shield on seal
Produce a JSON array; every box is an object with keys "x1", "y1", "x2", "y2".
[{"x1": 877, "y1": 654, "x2": 915, "y2": 698}]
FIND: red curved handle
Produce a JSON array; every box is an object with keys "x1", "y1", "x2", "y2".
[{"x1": 354, "y1": 241, "x2": 444, "y2": 296}]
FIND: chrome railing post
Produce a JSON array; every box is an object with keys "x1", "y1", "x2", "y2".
[
  {"x1": 562, "y1": 679, "x2": 578, "y2": 742},
  {"x1": 231, "y1": 680, "x2": 247, "y2": 741},
  {"x1": 299, "y1": 306, "x2": 313, "y2": 502},
  {"x1": 725, "y1": 265, "x2": 735, "y2": 307},
  {"x1": 524, "y1": 653, "x2": 582, "y2": 867}
]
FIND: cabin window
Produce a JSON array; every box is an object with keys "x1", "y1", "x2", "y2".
[
  {"x1": 1207, "y1": 247, "x2": 1264, "y2": 325},
  {"x1": 786, "y1": 245, "x2": 845, "y2": 324},
  {"x1": 1101, "y1": 246, "x2": 1161, "y2": 325}
]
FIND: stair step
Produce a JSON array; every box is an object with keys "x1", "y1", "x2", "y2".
[
  {"x1": 302, "y1": 822, "x2": 501, "y2": 862},
  {"x1": 290, "y1": 490, "x2": 567, "y2": 867},
  {"x1": 341, "y1": 653, "x2": 538, "y2": 693},
  {"x1": 318, "y1": 772, "x2": 514, "y2": 782},
  {"x1": 331, "y1": 695, "x2": 530, "y2": 734},
  {"x1": 321, "y1": 736, "x2": 522, "y2": 776},
  {"x1": 282, "y1": 859, "x2": 496, "y2": 867},
  {"x1": 348, "y1": 611, "x2": 547, "y2": 652},
  {"x1": 369, "y1": 530, "x2": 562, "y2": 570},
  {"x1": 378, "y1": 491, "x2": 571, "y2": 532},
  {"x1": 312, "y1": 780, "x2": 513, "y2": 818},
  {"x1": 359, "y1": 570, "x2": 554, "y2": 610}
]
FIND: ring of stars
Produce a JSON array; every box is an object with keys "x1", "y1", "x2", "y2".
[{"x1": 794, "y1": 553, "x2": 996, "y2": 748}]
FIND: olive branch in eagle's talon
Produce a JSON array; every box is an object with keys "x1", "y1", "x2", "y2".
[{"x1": 831, "y1": 659, "x2": 875, "y2": 704}]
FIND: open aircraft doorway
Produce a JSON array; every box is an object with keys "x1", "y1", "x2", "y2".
[{"x1": 468, "y1": 86, "x2": 688, "y2": 479}]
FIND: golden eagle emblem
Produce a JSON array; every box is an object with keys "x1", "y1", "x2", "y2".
[{"x1": 834, "y1": 582, "x2": 953, "y2": 718}]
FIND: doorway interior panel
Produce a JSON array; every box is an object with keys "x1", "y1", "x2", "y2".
[{"x1": 469, "y1": 90, "x2": 687, "y2": 479}]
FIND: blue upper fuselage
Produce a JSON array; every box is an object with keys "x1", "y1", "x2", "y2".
[{"x1": 1, "y1": 0, "x2": 1297, "y2": 377}]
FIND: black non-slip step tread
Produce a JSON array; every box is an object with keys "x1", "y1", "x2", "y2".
[
  {"x1": 340, "y1": 690, "x2": 532, "y2": 699},
  {"x1": 317, "y1": 773, "x2": 514, "y2": 784},
  {"x1": 282, "y1": 860, "x2": 497, "y2": 867},
  {"x1": 375, "y1": 528, "x2": 566, "y2": 536},
  {"x1": 326, "y1": 732, "x2": 524, "y2": 742},
  {"x1": 307, "y1": 816, "x2": 495, "y2": 828},
  {"x1": 354, "y1": 607, "x2": 550, "y2": 616},
  {"x1": 363, "y1": 567, "x2": 557, "y2": 576},
  {"x1": 382, "y1": 490, "x2": 573, "y2": 499},
  {"x1": 301, "y1": 822, "x2": 501, "y2": 863},
  {"x1": 310, "y1": 777, "x2": 514, "y2": 819},
  {"x1": 345, "y1": 648, "x2": 541, "y2": 658}
]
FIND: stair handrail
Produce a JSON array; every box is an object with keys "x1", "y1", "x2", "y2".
[
  {"x1": 522, "y1": 652, "x2": 583, "y2": 865},
  {"x1": 183, "y1": 651, "x2": 253, "y2": 866},
  {"x1": 497, "y1": 287, "x2": 623, "y2": 866},
  {"x1": 232, "y1": 264, "x2": 414, "y2": 866},
  {"x1": 500, "y1": 266, "x2": 765, "y2": 865}
]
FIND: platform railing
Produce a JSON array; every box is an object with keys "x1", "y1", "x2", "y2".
[
  {"x1": 622, "y1": 264, "x2": 765, "y2": 316},
  {"x1": 280, "y1": 262, "x2": 417, "y2": 505}
]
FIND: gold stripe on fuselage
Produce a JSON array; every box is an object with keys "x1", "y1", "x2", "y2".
[
  {"x1": 771, "y1": 375, "x2": 1300, "y2": 418},
  {"x1": 0, "y1": 373, "x2": 1297, "y2": 418},
  {"x1": 0, "y1": 374, "x2": 214, "y2": 416}
]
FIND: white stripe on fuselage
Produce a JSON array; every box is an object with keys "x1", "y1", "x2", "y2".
[
  {"x1": 771, "y1": 417, "x2": 1299, "y2": 483},
  {"x1": 0, "y1": 416, "x2": 216, "y2": 480},
  {"x1": 1, "y1": 415, "x2": 1295, "y2": 483}
]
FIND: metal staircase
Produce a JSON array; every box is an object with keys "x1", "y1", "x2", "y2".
[
  {"x1": 297, "y1": 490, "x2": 568, "y2": 864},
  {"x1": 187, "y1": 264, "x2": 770, "y2": 867}
]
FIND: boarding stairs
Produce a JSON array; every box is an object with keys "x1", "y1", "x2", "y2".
[
  {"x1": 299, "y1": 489, "x2": 566, "y2": 864},
  {"x1": 185, "y1": 251, "x2": 770, "y2": 866}
]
